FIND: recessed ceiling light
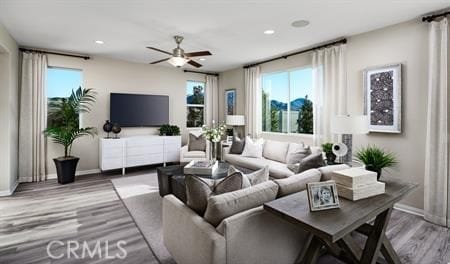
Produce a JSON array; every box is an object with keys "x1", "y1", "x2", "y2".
[
  {"x1": 95, "y1": 40, "x2": 104, "y2": 44},
  {"x1": 263, "y1": 29, "x2": 275, "y2": 35},
  {"x1": 291, "y1": 20, "x2": 310, "y2": 28},
  {"x1": 199, "y1": 58, "x2": 206, "y2": 61}
]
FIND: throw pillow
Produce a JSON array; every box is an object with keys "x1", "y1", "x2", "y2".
[
  {"x1": 188, "y1": 133, "x2": 206, "y2": 151},
  {"x1": 203, "y1": 181, "x2": 279, "y2": 226},
  {"x1": 241, "y1": 136, "x2": 264, "y2": 158},
  {"x1": 273, "y1": 169, "x2": 322, "y2": 197},
  {"x1": 228, "y1": 165, "x2": 269, "y2": 186},
  {"x1": 286, "y1": 144, "x2": 312, "y2": 164},
  {"x1": 185, "y1": 173, "x2": 245, "y2": 216},
  {"x1": 229, "y1": 136, "x2": 246, "y2": 154},
  {"x1": 298, "y1": 152, "x2": 325, "y2": 173}
]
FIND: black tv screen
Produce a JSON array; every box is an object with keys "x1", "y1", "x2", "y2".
[{"x1": 110, "y1": 93, "x2": 169, "y2": 127}]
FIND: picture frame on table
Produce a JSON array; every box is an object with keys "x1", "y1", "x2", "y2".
[
  {"x1": 306, "y1": 181, "x2": 340, "y2": 211},
  {"x1": 225, "y1": 89, "x2": 236, "y2": 115},
  {"x1": 363, "y1": 63, "x2": 402, "y2": 133}
]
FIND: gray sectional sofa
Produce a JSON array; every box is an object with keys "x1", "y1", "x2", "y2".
[{"x1": 162, "y1": 160, "x2": 350, "y2": 264}]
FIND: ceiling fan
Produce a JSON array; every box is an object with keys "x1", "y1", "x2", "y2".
[{"x1": 147, "y1": 35, "x2": 212, "y2": 68}]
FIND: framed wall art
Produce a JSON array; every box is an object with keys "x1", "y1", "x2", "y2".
[
  {"x1": 363, "y1": 63, "x2": 402, "y2": 133},
  {"x1": 225, "y1": 89, "x2": 236, "y2": 115}
]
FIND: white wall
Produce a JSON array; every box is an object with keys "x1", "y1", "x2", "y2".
[
  {"x1": 0, "y1": 22, "x2": 19, "y2": 195},
  {"x1": 220, "y1": 19, "x2": 437, "y2": 210},
  {"x1": 46, "y1": 55, "x2": 206, "y2": 174},
  {"x1": 218, "y1": 67, "x2": 245, "y2": 122}
]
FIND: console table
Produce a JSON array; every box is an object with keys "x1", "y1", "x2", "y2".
[
  {"x1": 264, "y1": 180, "x2": 417, "y2": 264},
  {"x1": 99, "y1": 135, "x2": 181, "y2": 175}
]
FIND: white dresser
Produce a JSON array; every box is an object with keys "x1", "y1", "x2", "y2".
[{"x1": 99, "y1": 135, "x2": 181, "y2": 174}]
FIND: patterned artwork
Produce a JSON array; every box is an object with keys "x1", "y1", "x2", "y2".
[
  {"x1": 364, "y1": 64, "x2": 402, "y2": 133},
  {"x1": 225, "y1": 89, "x2": 236, "y2": 115},
  {"x1": 369, "y1": 71, "x2": 394, "y2": 126}
]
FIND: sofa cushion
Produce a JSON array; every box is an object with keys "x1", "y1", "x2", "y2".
[
  {"x1": 263, "y1": 140, "x2": 289, "y2": 163},
  {"x1": 184, "y1": 151, "x2": 207, "y2": 158},
  {"x1": 185, "y1": 173, "x2": 245, "y2": 215},
  {"x1": 225, "y1": 154, "x2": 294, "y2": 179},
  {"x1": 318, "y1": 164, "x2": 350, "y2": 181},
  {"x1": 204, "y1": 181, "x2": 279, "y2": 226},
  {"x1": 229, "y1": 136, "x2": 246, "y2": 154},
  {"x1": 241, "y1": 137, "x2": 264, "y2": 158},
  {"x1": 265, "y1": 159, "x2": 295, "y2": 179},
  {"x1": 188, "y1": 133, "x2": 206, "y2": 151},
  {"x1": 273, "y1": 169, "x2": 322, "y2": 197},
  {"x1": 286, "y1": 144, "x2": 311, "y2": 164},
  {"x1": 228, "y1": 165, "x2": 270, "y2": 186}
]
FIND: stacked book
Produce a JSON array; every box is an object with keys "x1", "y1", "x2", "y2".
[{"x1": 331, "y1": 168, "x2": 385, "y2": 201}]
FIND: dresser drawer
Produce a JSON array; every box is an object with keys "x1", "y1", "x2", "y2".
[
  {"x1": 126, "y1": 145, "x2": 164, "y2": 156},
  {"x1": 101, "y1": 157, "x2": 123, "y2": 170},
  {"x1": 165, "y1": 151, "x2": 180, "y2": 162},
  {"x1": 126, "y1": 153, "x2": 164, "y2": 167}
]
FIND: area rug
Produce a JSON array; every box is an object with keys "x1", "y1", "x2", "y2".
[{"x1": 111, "y1": 173, "x2": 176, "y2": 264}]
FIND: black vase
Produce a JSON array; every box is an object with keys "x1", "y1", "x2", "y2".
[
  {"x1": 366, "y1": 165, "x2": 382, "y2": 180},
  {"x1": 112, "y1": 123, "x2": 121, "y2": 139},
  {"x1": 53, "y1": 157, "x2": 79, "y2": 184},
  {"x1": 103, "y1": 120, "x2": 113, "y2": 138},
  {"x1": 326, "y1": 153, "x2": 337, "y2": 165}
]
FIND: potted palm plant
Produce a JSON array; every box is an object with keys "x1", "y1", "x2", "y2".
[
  {"x1": 355, "y1": 145, "x2": 397, "y2": 180},
  {"x1": 44, "y1": 87, "x2": 97, "y2": 184}
]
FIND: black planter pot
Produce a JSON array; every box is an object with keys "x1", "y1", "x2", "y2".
[
  {"x1": 53, "y1": 157, "x2": 79, "y2": 184},
  {"x1": 325, "y1": 153, "x2": 337, "y2": 165},
  {"x1": 365, "y1": 165, "x2": 382, "y2": 180}
]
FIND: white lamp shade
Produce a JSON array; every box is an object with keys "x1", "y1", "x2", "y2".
[
  {"x1": 226, "y1": 115, "x2": 245, "y2": 126},
  {"x1": 331, "y1": 115, "x2": 369, "y2": 134},
  {"x1": 168, "y1": 57, "x2": 188, "y2": 67}
]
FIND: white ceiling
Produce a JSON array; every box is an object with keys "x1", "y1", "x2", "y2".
[{"x1": 0, "y1": 0, "x2": 448, "y2": 72}]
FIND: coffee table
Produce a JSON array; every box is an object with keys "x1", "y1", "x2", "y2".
[
  {"x1": 157, "y1": 161, "x2": 231, "y2": 203},
  {"x1": 264, "y1": 180, "x2": 417, "y2": 264}
]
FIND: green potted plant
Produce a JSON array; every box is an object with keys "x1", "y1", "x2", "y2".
[
  {"x1": 355, "y1": 145, "x2": 397, "y2": 180},
  {"x1": 159, "y1": 124, "x2": 180, "y2": 136},
  {"x1": 321, "y1": 142, "x2": 336, "y2": 164},
  {"x1": 44, "y1": 87, "x2": 97, "y2": 184}
]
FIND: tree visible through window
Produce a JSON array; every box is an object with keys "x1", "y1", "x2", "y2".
[
  {"x1": 186, "y1": 81, "x2": 205, "y2": 127},
  {"x1": 47, "y1": 67, "x2": 83, "y2": 128},
  {"x1": 261, "y1": 68, "x2": 313, "y2": 134}
]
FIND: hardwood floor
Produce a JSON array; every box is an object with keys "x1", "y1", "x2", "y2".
[
  {"x1": 1, "y1": 170, "x2": 449, "y2": 264},
  {"x1": 0, "y1": 172, "x2": 158, "y2": 264}
]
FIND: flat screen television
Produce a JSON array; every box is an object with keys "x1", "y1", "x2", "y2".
[{"x1": 110, "y1": 93, "x2": 169, "y2": 127}]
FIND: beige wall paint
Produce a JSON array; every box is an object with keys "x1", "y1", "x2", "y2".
[
  {"x1": 218, "y1": 67, "x2": 245, "y2": 122},
  {"x1": 220, "y1": 19, "x2": 435, "y2": 210},
  {"x1": 0, "y1": 22, "x2": 19, "y2": 194},
  {"x1": 46, "y1": 55, "x2": 206, "y2": 174}
]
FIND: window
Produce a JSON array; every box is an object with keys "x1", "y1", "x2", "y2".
[
  {"x1": 47, "y1": 67, "x2": 83, "y2": 127},
  {"x1": 186, "y1": 80, "x2": 205, "y2": 128},
  {"x1": 261, "y1": 67, "x2": 313, "y2": 134}
]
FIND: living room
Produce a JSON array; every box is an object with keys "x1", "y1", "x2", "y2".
[{"x1": 0, "y1": 1, "x2": 449, "y2": 264}]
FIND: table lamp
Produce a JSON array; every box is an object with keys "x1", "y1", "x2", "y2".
[
  {"x1": 331, "y1": 115, "x2": 369, "y2": 163},
  {"x1": 226, "y1": 115, "x2": 245, "y2": 139}
]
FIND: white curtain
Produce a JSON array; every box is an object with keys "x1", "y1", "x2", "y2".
[
  {"x1": 205, "y1": 75, "x2": 219, "y2": 126},
  {"x1": 312, "y1": 45, "x2": 347, "y2": 146},
  {"x1": 424, "y1": 18, "x2": 448, "y2": 227},
  {"x1": 18, "y1": 53, "x2": 48, "y2": 182},
  {"x1": 244, "y1": 66, "x2": 261, "y2": 137}
]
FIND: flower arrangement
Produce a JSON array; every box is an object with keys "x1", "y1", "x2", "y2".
[{"x1": 202, "y1": 121, "x2": 227, "y2": 143}]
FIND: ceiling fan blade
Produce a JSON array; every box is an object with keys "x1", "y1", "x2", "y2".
[
  {"x1": 184, "y1": 51, "x2": 212, "y2": 57},
  {"x1": 187, "y1": 60, "x2": 202, "y2": 68},
  {"x1": 146, "y1": 47, "x2": 173, "y2": 56},
  {"x1": 150, "y1": 58, "x2": 170, "y2": 64}
]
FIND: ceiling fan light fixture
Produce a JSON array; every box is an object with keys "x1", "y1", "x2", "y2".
[{"x1": 168, "y1": 56, "x2": 188, "y2": 67}]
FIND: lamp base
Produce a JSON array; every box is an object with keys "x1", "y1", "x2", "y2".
[{"x1": 342, "y1": 134, "x2": 352, "y2": 163}]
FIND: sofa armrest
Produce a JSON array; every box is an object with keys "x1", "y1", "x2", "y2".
[
  {"x1": 219, "y1": 206, "x2": 308, "y2": 264},
  {"x1": 162, "y1": 195, "x2": 226, "y2": 264},
  {"x1": 180, "y1": 145, "x2": 189, "y2": 157}
]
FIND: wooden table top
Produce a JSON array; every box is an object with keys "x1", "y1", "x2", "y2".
[{"x1": 264, "y1": 180, "x2": 417, "y2": 243}]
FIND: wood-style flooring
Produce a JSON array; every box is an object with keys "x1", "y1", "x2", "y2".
[{"x1": 0, "y1": 169, "x2": 449, "y2": 264}]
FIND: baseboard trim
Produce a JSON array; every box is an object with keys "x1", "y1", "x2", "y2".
[
  {"x1": 394, "y1": 203, "x2": 424, "y2": 217},
  {"x1": 46, "y1": 169, "x2": 101, "y2": 179},
  {"x1": 0, "y1": 181, "x2": 19, "y2": 197}
]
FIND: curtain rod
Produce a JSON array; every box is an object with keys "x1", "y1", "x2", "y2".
[
  {"x1": 19, "y1": 47, "x2": 90, "y2": 60},
  {"x1": 183, "y1": 69, "x2": 219, "y2": 76},
  {"x1": 422, "y1": 10, "x2": 450, "y2": 22},
  {"x1": 243, "y1": 38, "x2": 347, "y2": 69}
]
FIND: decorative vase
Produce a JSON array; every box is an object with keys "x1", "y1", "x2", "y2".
[
  {"x1": 103, "y1": 120, "x2": 113, "y2": 138},
  {"x1": 326, "y1": 152, "x2": 337, "y2": 165},
  {"x1": 112, "y1": 123, "x2": 121, "y2": 139},
  {"x1": 209, "y1": 141, "x2": 218, "y2": 161}
]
